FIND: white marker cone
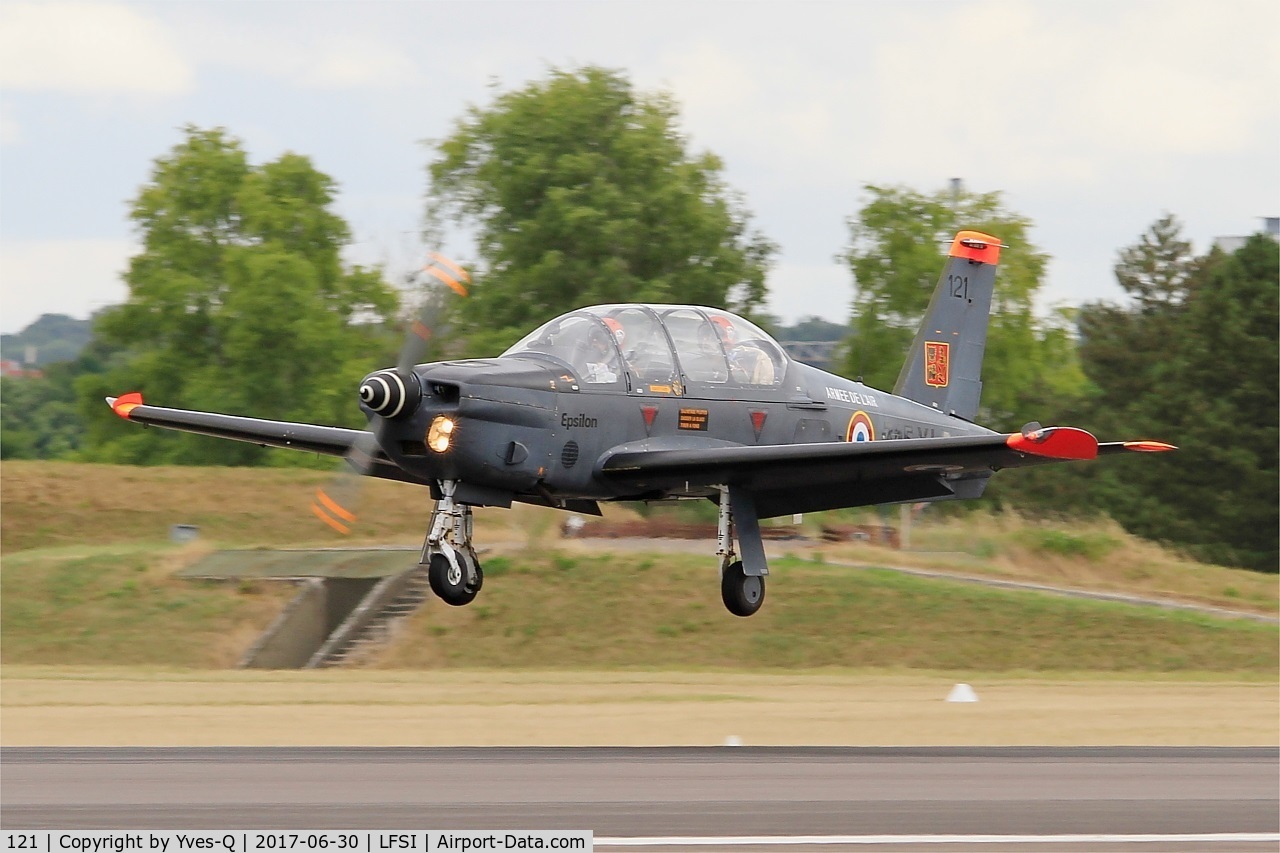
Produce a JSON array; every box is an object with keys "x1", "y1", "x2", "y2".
[
  {"x1": 946, "y1": 683, "x2": 979, "y2": 703},
  {"x1": 724, "y1": 735, "x2": 743, "y2": 746}
]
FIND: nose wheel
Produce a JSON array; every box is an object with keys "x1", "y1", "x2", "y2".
[
  {"x1": 421, "y1": 480, "x2": 483, "y2": 607},
  {"x1": 428, "y1": 552, "x2": 483, "y2": 606}
]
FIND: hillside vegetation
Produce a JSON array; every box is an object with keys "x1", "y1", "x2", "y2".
[{"x1": 2, "y1": 462, "x2": 1275, "y2": 673}]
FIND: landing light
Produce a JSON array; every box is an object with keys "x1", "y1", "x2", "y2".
[{"x1": 427, "y1": 416, "x2": 455, "y2": 453}]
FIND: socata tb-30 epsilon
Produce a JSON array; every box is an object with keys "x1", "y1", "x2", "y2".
[{"x1": 108, "y1": 232, "x2": 1173, "y2": 617}]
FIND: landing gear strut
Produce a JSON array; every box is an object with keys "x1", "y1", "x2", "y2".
[
  {"x1": 716, "y1": 485, "x2": 767, "y2": 617},
  {"x1": 421, "y1": 480, "x2": 483, "y2": 606}
]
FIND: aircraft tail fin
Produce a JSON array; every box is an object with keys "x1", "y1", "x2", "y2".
[{"x1": 892, "y1": 231, "x2": 1002, "y2": 421}]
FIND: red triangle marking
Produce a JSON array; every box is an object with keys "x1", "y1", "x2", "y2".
[{"x1": 641, "y1": 406, "x2": 658, "y2": 431}]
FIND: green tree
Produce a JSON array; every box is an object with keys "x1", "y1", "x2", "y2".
[
  {"x1": 79, "y1": 126, "x2": 398, "y2": 466},
  {"x1": 1, "y1": 319, "x2": 128, "y2": 461},
  {"x1": 426, "y1": 66, "x2": 776, "y2": 355},
  {"x1": 840, "y1": 184, "x2": 1085, "y2": 432},
  {"x1": 1095, "y1": 231, "x2": 1278, "y2": 570}
]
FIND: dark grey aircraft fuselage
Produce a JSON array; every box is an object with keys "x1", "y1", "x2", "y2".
[{"x1": 378, "y1": 355, "x2": 993, "y2": 515}]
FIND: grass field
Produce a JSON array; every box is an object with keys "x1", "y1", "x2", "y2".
[
  {"x1": 2, "y1": 461, "x2": 1276, "y2": 747},
  {"x1": 3, "y1": 542, "x2": 1276, "y2": 672},
  {"x1": 3, "y1": 666, "x2": 1276, "y2": 747},
  {"x1": 4, "y1": 460, "x2": 1275, "y2": 615}
]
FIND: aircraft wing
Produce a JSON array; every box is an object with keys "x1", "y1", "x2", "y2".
[
  {"x1": 599, "y1": 427, "x2": 1174, "y2": 518},
  {"x1": 105, "y1": 393, "x2": 426, "y2": 485}
]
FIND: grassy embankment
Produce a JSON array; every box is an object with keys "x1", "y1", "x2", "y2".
[
  {"x1": 2, "y1": 460, "x2": 1275, "y2": 672},
  {"x1": 3, "y1": 461, "x2": 1276, "y2": 746}
]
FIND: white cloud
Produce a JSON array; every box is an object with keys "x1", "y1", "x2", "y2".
[
  {"x1": 765, "y1": 262, "x2": 853, "y2": 325},
  {"x1": 307, "y1": 39, "x2": 421, "y2": 89},
  {"x1": 0, "y1": 239, "x2": 134, "y2": 333},
  {"x1": 861, "y1": 0, "x2": 1280, "y2": 186},
  {"x1": 0, "y1": 102, "x2": 19, "y2": 144},
  {"x1": 164, "y1": 9, "x2": 423, "y2": 91},
  {"x1": 0, "y1": 2, "x2": 192, "y2": 95},
  {"x1": 653, "y1": 0, "x2": 1279, "y2": 195}
]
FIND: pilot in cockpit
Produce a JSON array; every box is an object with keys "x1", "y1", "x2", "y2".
[
  {"x1": 582, "y1": 322, "x2": 621, "y2": 384},
  {"x1": 710, "y1": 315, "x2": 775, "y2": 385}
]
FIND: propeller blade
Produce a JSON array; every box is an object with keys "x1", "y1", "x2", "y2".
[
  {"x1": 311, "y1": 429, "x2": 380, "y2": 534},
  {"x1": 312, "y1": 252, "x2": 471, "y2": 535},
  {"x1": 397, "y1": 252, "x2": 472, "y2": 372}
]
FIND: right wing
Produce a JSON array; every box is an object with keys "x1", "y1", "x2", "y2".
[
  {"x1": 599, "y1": 426, "x2": 1174, "y2": 518},
  {"x1": 106, "y1": 393, "x2": 427, "y2": 485}
]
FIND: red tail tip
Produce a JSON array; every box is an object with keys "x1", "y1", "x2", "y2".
[
  {"x1": 1123, "y1": 440, "x2": 1177, "y2": 453},
  {"x1": 949, "y1": 231, "x2": 1003, "y2": 265},
  {"x1": 1006, "y1": 426, "x2": 1098, "y2": 460}
]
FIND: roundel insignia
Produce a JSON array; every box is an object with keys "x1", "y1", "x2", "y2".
[{"x1": 846, "y1": 410, "x2": 875, "y2": 442}]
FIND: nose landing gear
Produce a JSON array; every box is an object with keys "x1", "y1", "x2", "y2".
[{"x1": 422, "y1": 480, "x2": 483, "y2": 606}]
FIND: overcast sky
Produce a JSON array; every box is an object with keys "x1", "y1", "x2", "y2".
[{"x1": 2, "y1": 0, "x2": 1277, "y2": 335}]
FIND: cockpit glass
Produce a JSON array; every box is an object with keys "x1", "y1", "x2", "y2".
[
  {"x1": 582, "y1": 306, "x2": 678, "y2": 388},
  {"x1": 690, "y1": 308, "x2": 785, "y2": 386},
  {"x1": 502, "y1": 304, "x2": 786, "y2": 390},
  {"x1": 657, "y1": 308, "x2": 729, "y2": 383},
  {"x1": 501, "y1": 313, "x2": 625, "y2": 386}
]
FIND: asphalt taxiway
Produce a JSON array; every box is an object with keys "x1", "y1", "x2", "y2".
[{"x1": 2, "y1": 747, "x2": 1277, "y2": 851}]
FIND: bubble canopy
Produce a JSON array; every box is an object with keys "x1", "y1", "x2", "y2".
[{"x1": 501, "y1": 304, "x2": 787, "y2": 389}]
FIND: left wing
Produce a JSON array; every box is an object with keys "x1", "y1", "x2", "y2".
[
  {"x1": 599, "y1": 426, "x2": 1174, "y2": 518},
  {"x1": 105, "y1": 393, "x2": 427, "y2": 485}
]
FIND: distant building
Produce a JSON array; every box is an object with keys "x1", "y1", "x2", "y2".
[
  {"x1": 0, "y1": 359, "x2": 44, "y2": 379},
  {"x1": 1213, "y1": 217, "x2": 1279, "y2": 254},
  {"x1": 779, "y1": 340, "x2": 840, "y2": 371}
]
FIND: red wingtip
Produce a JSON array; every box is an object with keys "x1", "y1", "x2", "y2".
[
  {"x1": 111, "y1": 392, "x2": 144, "y2": 419},
  {"x1": 1123, "y1": 440, "x2": 1177, "y2": 453},
  {"x1": 1006, "y1": 426, "x2": 1098, "y2": 460},
  {"x1": 949, "y1": 230, "x2": 1003, "y2": 265}
]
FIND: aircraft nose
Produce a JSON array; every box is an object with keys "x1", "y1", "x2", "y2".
[{"x1": 359, "y1": 369, "x2": 422, "y2": 419}]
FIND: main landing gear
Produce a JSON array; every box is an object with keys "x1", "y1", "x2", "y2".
[
  {"x1": 716, "y1": 486, "x2": 768, "y2": 617},
  {"x1": 421, "y1": 480, "x2": 483, "y2": 606},
  {"x1": 421, "y1": 480, "x2": 769, "y2": 618}
]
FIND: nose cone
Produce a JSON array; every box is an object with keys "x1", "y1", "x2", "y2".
[{"x1": 359, "y1": 369, "x2": 422, "y2": 419}]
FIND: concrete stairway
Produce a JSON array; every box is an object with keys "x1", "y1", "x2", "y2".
[{"x1": 305, "y1": 563, "x2": 434, "y2": 668}]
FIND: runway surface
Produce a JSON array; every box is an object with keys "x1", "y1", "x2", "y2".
[{"x1": 3, "y1": 747, "x2": 1277, "y2": 851}]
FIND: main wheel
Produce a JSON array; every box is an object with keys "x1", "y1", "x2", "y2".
[
  {"x1": 429, "y1": 553, "x2": 479, "y2": 606},
  {"x1": 721, "y1": 560, "x2": 765, "y2": 617}
]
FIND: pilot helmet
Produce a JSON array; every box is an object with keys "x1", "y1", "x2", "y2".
[
  {"x1": 602, "y1": 317, "x2": 625, "y2": 346},
  {"x1": 709, "y1": 315, "x2": 737, "y2": 345}
]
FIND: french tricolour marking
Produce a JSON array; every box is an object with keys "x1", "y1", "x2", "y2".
[{"x1": 845, "y1": 410, "x2": 874, "y2": 443}]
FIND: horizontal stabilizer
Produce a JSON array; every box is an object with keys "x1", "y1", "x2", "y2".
[
  {"x1": 1099, "y1": 440, "x2": 1178, "y2": 456},
  {"x1": 1005, "y1": 426, "x2": 1097, "y2": 460}
]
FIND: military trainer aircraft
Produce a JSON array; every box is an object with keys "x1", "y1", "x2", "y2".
[{"x1": 108, "y1": 232, "x2": 1174, "y2": 616}]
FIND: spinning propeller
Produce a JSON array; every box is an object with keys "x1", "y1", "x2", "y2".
[{"x1": 310, "y1": 253, "x2": 471, "y2": 534}]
